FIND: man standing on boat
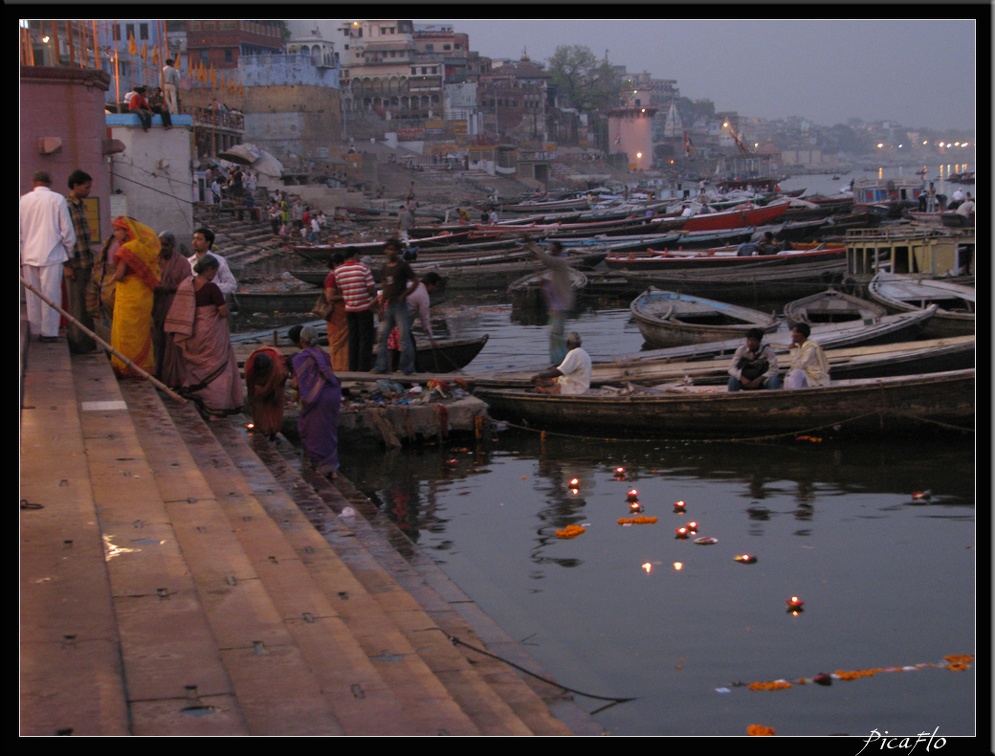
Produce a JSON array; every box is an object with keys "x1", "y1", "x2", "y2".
[
  {"x1": 727, "y1": 328, "x2": 781, "y2": 391},
  {"x1": 532, "y1": 331, "x2": 592, "y2": 395},
  {"x1": 785, "y1": 323, "x2": 830, "y2": 389},
  {"x1": 524, "y1": 237, "x2": 575, "y2": 365}
]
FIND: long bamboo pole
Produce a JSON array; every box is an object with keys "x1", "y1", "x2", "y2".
[{"x1": 19, "y1": 275, "x2": 187, "y2": 404}]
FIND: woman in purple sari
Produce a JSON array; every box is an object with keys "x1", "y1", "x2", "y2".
[{"x1": 291, "y1": 324, "x2": 341, "y2": 478}]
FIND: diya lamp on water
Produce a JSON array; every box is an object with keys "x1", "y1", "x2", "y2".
[{"x1": 673, "y1": 499, "x2": 687, "y2": 513}]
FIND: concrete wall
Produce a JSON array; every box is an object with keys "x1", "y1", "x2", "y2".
[
  {"x1": 19, "y1": 66, "x2": 113, "y2": 240},
  {"x1": 240, "y1": 53, "x2": 340, "y2": 89},
  {"x1": 106, "y1": 114, "x2": 196, "y2": 242}
]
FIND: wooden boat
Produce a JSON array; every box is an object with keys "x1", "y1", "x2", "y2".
[
  {"x1": 466, "y1": 335, "x2": 975, "y2": 389},
  {"x1": 474, "y1": 369, "x2": 975, "y2": 439},
  {"x1": 867, "y1": 272, "x2": 976, "y2": 337},
  {"x1": 679, "y1": 200, "x2": 790, "y2": 232},
  {"x1": 605, "y1": 244, "x2": 846, "y2": 271},
  {"x1": 233, "y1": 326, "x2": 489, "y2": 374},
  {"x1": 234, "y1": 287, "x2": 323, "y2": 314},
  {"x1": 783, "y1": 288, "x2": 889, "y2": 325},
  {"x1": 946, "y1": 171, "x2": 974, "y2": 184},
  {"x1": 507, "y1": 267, "x2": 588, "y2": 308},
  {"x1": 391, "y1": 335, "x2": 490, "y2": 374},
  {"x1": 630, "y1": 288, "x2": 779, "y2": 347},
  {"x1": 844, "y1": 227, "x2": 976, "y2": 281},
  {"x1": 427, "y1": 259, "x2": 546, "y2": 290},
  {"x1": 508, "y1": 266, "x2": 588, "y2": 293},
  {"x1": 623, "y1": 258, "x2": 849, "y2": 305},
  {"x1": 615, "y1": 307, "x2": 938, "y2": 364}
]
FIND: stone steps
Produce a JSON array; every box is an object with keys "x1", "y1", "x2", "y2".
[{"x1": 20, "y1": 339, "x2": 599, "y2": 735}]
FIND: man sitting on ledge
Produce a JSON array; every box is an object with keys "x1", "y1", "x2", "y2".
[{"x1": 531, "y1": 331, "x2": 592, "y2": 395}]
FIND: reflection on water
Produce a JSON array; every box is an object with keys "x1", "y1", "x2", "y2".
[
  {"x1": 340, "y1": 430, "x2": 976, "y2": 736},
  {"x1": 254, "y1": 199, "x2": 974, "y2": 736}
]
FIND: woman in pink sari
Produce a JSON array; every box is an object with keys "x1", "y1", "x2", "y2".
[{"x1": 164, "y1": 254, "x2": 243, "y2": 420}]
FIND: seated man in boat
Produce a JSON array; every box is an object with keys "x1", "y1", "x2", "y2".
[
  {"x1": 785, "y1": 322, "x2": 831, "y2": 389},
  {"x1": 531, "y1": 331, "x2": 592, "y2": 395},
  {"x1": 756, "y1": 231, "x2": 782, "y2": 255},
  {"x1": 727, "y1": 328, "x2": 782, "y2": 391}
]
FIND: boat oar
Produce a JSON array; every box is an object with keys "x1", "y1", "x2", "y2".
[{"x1": 19, "y1": 276, "x2": 187, "y2": 404}]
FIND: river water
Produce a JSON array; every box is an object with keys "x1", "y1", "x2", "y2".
[
  {"x1": 334, "y1": 296, "x2": 977, "y2": 737},
  {"x1": 249, "y1": 163, "x2": 978, "y2": 737}
]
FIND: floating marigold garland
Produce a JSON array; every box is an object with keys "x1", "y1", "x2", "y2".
[
  {"x1": 747, "y1": 724, "x2": 776, "y2": 736},
  {"x1": 617, "y1": 516, "x2": 658, "y2": 525},
  {"x1": 555, "y1": 524, "x2": 586, "y2": 539},
  {"x1": 741, "y1": 654, "x2": 974, "y2": 692}
]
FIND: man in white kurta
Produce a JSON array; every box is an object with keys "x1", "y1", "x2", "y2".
[
  {"x1": 188, "y1": 227, "x2": 238, "y2": 296},
  {"x1": 20, "y1": 171, "x2": 76, "y2": 340},
  {"x1": 533, "y1": 332, "x2": 592, "y2": 395}
]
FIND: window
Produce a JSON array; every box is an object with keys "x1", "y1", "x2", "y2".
[
  {"x1": 443, "y1": 44, "x2": 451, "y2": 51},
  {"x1": 189, "y1": 21, "x2": 201, "y2": 31},
  {"x1": 113, "y1": 24, "x2": 121, "y2": 41},
  {"x1": 126, "y1": 23, "x2": 135, "y2": 40},
  {"x1": 224, "y1": 48, "x2": 233, "y2": 63},
  {"x1": 204, "y1": 22, "x2": 215, "y2": 31},
  {"x1": 425, "y1": 44, "x2": 433, "y2": 51},
  {"x1": 139, "y1": 23, "x2": 148, "y2": 40}
]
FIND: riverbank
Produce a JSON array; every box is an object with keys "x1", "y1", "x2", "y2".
[{"x1": 18, "y1": 313, "x2": 604, "y2": 736}]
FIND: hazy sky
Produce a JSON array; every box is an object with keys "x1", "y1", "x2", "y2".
[{"x1": 413, "y1": 18, "x2": 978, "y2": 133}]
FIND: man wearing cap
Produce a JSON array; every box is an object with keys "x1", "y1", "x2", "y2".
[{"x1": 20, "y1": 171, "x2": 76, "y2": 342}]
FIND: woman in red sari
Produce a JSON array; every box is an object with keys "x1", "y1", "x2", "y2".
[
  {"x1": 108, "y1": 216, "x2": 160, "y2": 377},
  {"x1": 164, "y1": 254, "x2": 243, "y2": 420}
]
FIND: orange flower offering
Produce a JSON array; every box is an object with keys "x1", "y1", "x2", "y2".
[
  {"x1": 943, "y1": 654, "x2": 974, "y2": 665},
  {"x1": 834, "y1": 668, "x2": 882, "y2": 681},
  {"x1": 747, "y1": 724, "x2": 776, "y2": 736},
  {"x1": 747, "y1": 680, "x2": 793, "y2": 691},
  {"x1": 617, "y1": 516, "x2": 658, "y2": 525},
  {"x1": 555, "y1": 524, "x2": 586, "y2": 539}
]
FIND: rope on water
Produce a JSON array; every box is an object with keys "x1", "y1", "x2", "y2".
[{"x1": 439, "y1": 630, "x2": 637, "y2": 705}]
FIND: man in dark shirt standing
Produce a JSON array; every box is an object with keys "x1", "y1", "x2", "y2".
[
  {"x1": 64, "y1": 169, "x2": 97, "y2": 353},
  {"x1": 372, "y1": 239, "x2": 419, "y2": 375}
]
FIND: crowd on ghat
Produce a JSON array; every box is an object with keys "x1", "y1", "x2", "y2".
[{"x1": 19, "y1": 168, "x2": 454, "y2": 480}]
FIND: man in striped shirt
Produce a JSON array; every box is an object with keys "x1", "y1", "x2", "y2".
[{"x1": 335, "y1": 247, "x2": 377, "y2": 372}]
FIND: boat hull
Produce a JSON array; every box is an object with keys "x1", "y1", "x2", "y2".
[{"x1": 477, "y1": 369, "x2": 975, "y2": 439}]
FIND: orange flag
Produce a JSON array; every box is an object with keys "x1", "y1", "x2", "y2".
[
  {"x1": 140, "y1": 41, "x2": 147, "y2": 60},
  {"x1": 210, "y1": 64, "x2": 216, "y2": 88},
  {"x1": 128, "y1": 33, "x2": 137, "y2": 56},
  {"x1": 152, "y1": 45, "x2": 159, "y2": 66}
]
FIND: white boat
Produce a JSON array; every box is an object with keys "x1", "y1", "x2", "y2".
[
  {"x1": 630, "y1": 288, "x2": 778, "y2": 348},
  {"x1": 867, "y1": 272, "x2": 975, "y2": 337}
]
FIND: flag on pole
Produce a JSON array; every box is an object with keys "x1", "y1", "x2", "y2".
[
  {"x1": 128, "y1": 33, "x2": 138, "y2": 56},
  {"x1": 614, "y1": 132, "x2": 621, "y2": 146},
  {"x1": 140, "y1": 41, "x2": 147, "y2": 60}
]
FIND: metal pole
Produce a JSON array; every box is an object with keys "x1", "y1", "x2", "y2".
[{"x1": 19, "y1": 276, "x2": 187, "y2": 404}]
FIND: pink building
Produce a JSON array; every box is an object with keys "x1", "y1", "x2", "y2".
[
  {"x1": 20, "y1": 66, "x2": 116, "y2": 240},
  {"x1": 607, "y1": 89, "x2": 656, "y2": 171}
]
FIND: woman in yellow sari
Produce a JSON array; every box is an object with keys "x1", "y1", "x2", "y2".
[{"x1": 108, "y1": 216, "x2": 160, "y2": 377}]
